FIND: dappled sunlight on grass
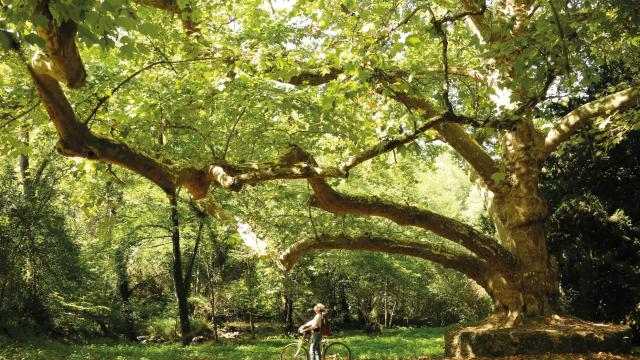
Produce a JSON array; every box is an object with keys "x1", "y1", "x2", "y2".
[
  {"x1": 339, "y1": 327, "x2": 445, "y2": 359},
  {"x1": 0, "y1": 327, "x2": 446, "y2": 360}
]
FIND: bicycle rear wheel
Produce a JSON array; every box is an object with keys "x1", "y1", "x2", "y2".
[
  {"x1": 281, "y1": 342, "x2": 309, "y2": 360},
  {"x1": 323, "y1": 341, "x2": 351, "y2": 360}
]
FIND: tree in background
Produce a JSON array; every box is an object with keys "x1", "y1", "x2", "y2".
[
  {"x1": 0, "y1": 161, "x2": 85, "y2": 337},
  {"x1": 542, "y1": 127, "x2": 640, "y2": 333},
  {"x1": 538, "y1": 62, "x2": 640, "y2": 340}
]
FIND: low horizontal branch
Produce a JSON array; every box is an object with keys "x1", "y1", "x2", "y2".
[
  {"x1": 278, "y1": 234, "x2": 494, "y2": 288},
  {"x1": 298, "y1": 166, "x2": 518, "y2": 272}
]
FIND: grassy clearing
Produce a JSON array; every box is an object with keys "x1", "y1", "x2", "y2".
[{"x1": 0, "y1": 327, "x2": 445, "y2": 360}]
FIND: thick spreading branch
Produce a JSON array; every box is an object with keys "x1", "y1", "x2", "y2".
[
  {"x1": 28, "y1": 67, "x2": 180, "y2": 193},
  {"x1": 278, "y1": 234, "x2": 494, "y2": 287},
  {"x1": 205, "y1": 111, "x2": 451, "y2": 190},
  {"x1": 308, "y1": 179, "x2": 518, "y2": 271},
  {"x1": 379, "y1": 77, "x2": 506, "y2": 193},
  {"x1": 278, "y1": 146, "x2": 518, "y2": 271},
  {"x1": 28, "y1": 61, "x2": 444, "y2": 204},
  {"x1": 543, "y1": 85, "x2": 640, "y2": 158},
  {"x1": 32, "y1": 1, "x2": 86, "y2": 88},
  {"x1": 29, "y1": 55, "x2": 444, "y2": 203},
  {"x1": 23, "y1": 18, "x2": 412, "y2": 199}
]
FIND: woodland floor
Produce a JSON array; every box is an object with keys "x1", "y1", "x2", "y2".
[{"x1": 0, "y1": 326, "x2": 637, "y2": 359}]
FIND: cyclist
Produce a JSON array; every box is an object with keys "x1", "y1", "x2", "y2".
[{"x1": 298, "y1": 303, "x2": 325, "y2": 360}]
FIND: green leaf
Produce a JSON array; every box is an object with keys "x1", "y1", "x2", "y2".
[
  {"x1": 77, "y1": 25, "x2": 100, "y2": 46},
  {"x1": 389, "y1": 42, "x2": 404, "y2": 57},
  {"x1": 23, "y1": 33, "x2": 45, "y2": 48},
  {"x1": 138, "y1": 22, "x2": 161, "y2": 36},
  {"x1": 405, "y1": 35, "x2": 421, "y2": 46},
  {"x1": 116, "y1": 15, "x2": 137, "y2": 30}
]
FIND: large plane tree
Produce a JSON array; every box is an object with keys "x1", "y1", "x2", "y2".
[{"x1": 2, "y1": 0, "x2": 639, "y2": 356}]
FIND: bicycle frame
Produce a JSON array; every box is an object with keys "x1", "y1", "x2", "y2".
[{"x1": 281, "y1": 332, "x2": 351, "y2": 360}]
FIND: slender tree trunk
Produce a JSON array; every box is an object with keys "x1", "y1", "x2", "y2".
[
  {"x1": 338, "y1": 284, "x2": 351, "y2": 325},
  {"x1": 0, "y1": 281, "x2": 6, "y2": 312},
  {"x1": 18, "y1": 131, "x2": 30, "y2": 194},
  {"x1": 211, "y1": 288, "x2": 218, "y2": 343},
  {"x1": 249, "y1": 311, "x2": 256, "y2": 339},
  {"x1": 115, "y1": 242, "x2": 137, "y2": 341},
  {"x1": 284, "y1": 295, "x2": 294, "y2": 333},
  {"x1": 205, "y1": 258, "x2": 219, "y2": 341},
  {"x1": 205, "y1": 233, "x2": 220, "y2": 343},
  {"x1": 194, "y1": 266, "x2": 200, "y2": 298},
  {"x1": 383, "y1": 277, "x2": 388, "y2": 328},
  {"x1": 389, "y1": 301, "x2": 396, "y2": 328},
  {"x1": 169, "y1": 195, "x2": 192, "y2": 345},
  {"x1": 184, "y1": 219, "x2": 204, "y2": 297}
]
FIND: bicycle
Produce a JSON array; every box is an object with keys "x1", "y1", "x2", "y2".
[{"x1": 280, "y1": 332, "x2": 351, "y2": 360}]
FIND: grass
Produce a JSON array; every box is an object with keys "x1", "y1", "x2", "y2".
[{"x1": 0, "y1": 327, "x2": 445, "y2": 360}]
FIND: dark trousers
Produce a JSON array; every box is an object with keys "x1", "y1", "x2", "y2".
[{"x1": 310, "y1": 332, "x2": 322, "y2": 360}]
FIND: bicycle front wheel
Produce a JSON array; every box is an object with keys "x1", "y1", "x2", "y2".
[
  {"x1": 281, "y1": 342, "x2": 309, "y2": 360},
  {"x1": 323, "y1": 342, "x2": 351, "y2": 360}
]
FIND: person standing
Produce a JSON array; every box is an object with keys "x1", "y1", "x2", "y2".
[{"x1": 298, "y1": 303, "x2": 325, "y2": 360}]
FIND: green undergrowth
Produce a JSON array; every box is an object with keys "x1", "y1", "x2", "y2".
[{"x1": 0, "y1": 327, "x2": 445, "y2": 360}]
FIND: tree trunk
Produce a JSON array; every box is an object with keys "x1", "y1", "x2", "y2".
[
  {"x1": 211, "y1": 289, "x2": 218, "y2": 343},
  {"x1": 18, "y1": 131, "x2": 30, "y2": 195},
  {"x1": 284, "y1": 295, "x2": 294, "y2": 334},
  {"x1": 205, "y1": 234, "x2": 219, "y2": 343},
  {"x1": 483, "y1": 122, "x2": 560, "y2": 319},
  {"x1": 0, "y1": 281, "x2": 7, "y2": 313},
  {"x1": 115, "y1": 242, "x2": 137, "y2": 341},
  {"x1": 383, "y1": 277, "x2": 388, "y2": 328},
  {"x1": 183, "y1": 219, "x2": 203, "y2": 297},
  {"x1": 338, "y1": 284, "x2": 352, "y2": 325},
  {"x1": 115, "y1": 242, "x2": 136, "y2": 340},
  {"x1": 249, "y1": 311, "x2": 256, "y2": 339},
  {"x1": 388, "y1": 300, "x2": 396, "y2": 328},
  {"x1": 169, "y1": 195, "x2": 192, "y2": 345}
]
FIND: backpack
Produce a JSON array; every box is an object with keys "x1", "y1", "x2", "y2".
[{"x1": 320, "y1": 312, "x2": 333, "y2": 337}]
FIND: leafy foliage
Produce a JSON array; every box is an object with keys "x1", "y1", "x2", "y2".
[
  {"x1": 542, "y1": 128, "x2": 640, "y2": 327},
  {"x1": 0, "y1": 163, "x2": 84, "y2": 337}
]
